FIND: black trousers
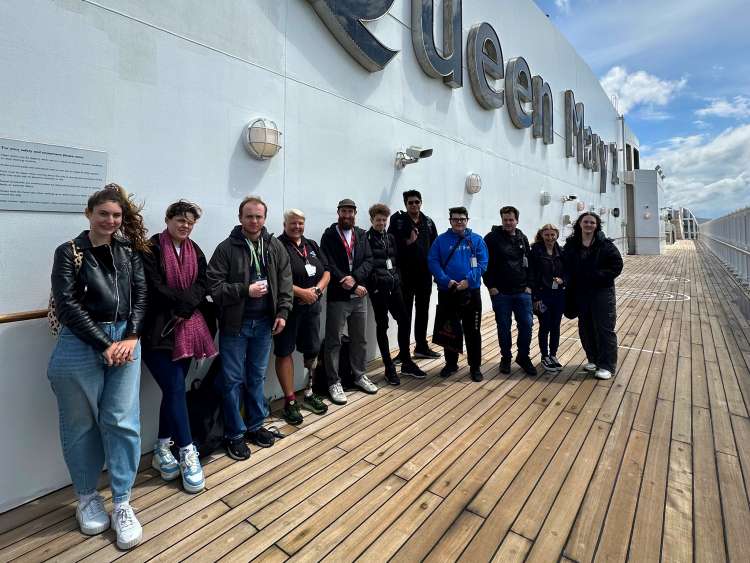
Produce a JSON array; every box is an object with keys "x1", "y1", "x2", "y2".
[
  {"x1": 578, "y1": 287, "x2": 618, "y2": 372},
  {"x1": 370, "y1": 287, "x2": 410, "y2": 368},
  {"x1": 401, "y1": 273, "x2": 433, "y2": 352},
  {"x1": 439, "y1": 288, "x2": 482, "y2": 371}
]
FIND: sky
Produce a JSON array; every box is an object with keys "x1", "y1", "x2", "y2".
[{"x1": 532, "y1": 0, "x2": 750, "y2": 219}]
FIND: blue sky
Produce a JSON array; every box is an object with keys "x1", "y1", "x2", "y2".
[{"x1": 532, "y1": 0, "x2": 750, "y2": 218}]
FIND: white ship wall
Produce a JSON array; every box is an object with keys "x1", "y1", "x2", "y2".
[{"x1": 0, "y1": 0, "x2": 630, "y2": 511}]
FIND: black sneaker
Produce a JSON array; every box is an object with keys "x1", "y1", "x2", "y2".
[
  {"x1": 413, "y1": 347, "x2": 441, "y2": 359},
  {"x1": 515, "y1": 356, "x2": 538, "y2": 376},
  {"x1": 541, "y1": 356, "x2": 558, "y2": 372},
  {"x1": 226, "y1": 437, "x2": 250, "y2": 461},
  {"x1": 302, "y1": 393, "x2": 328, "y2": 415},
  {"x1": 244, "y1": 427, "x2": 275, "y2": 448},
  {"x1": 499, "y1": 357, "x2": 511, "y2": 374},
  {"x1": 440, "y1": 364, "x2": 459, "y2": 378},
  {"x1": 283, "y1": 401, "x2": 303, "y2": 425},
  {"x1": 550, "y1": 355, "x2": 563, "y2": 369},
  {"x1": 393, "y1": 356, "x2": 402, "y2": 366},
  {"x1": 401, "y1": 361, "x2": 427, "y2": 379},
  {"x1": 470, "y1": 369, "x2": 483, "y2": 382},
  {"x1": 385, "y1": 365, "x2": 400, "y2": 386}
]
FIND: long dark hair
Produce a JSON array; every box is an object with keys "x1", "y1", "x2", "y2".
[
  {"x1": 87, "y1": 183, "x2": 150, "y2": 253},
  {"x1": 566, "y1": 212, "x2": 602, "y2": 246}
]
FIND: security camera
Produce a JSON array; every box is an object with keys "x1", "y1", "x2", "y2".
[
  {"x1": 561, "y1": 194, "x2": 578, "y2": 202},
  {"x1": 396, "y1": 146, "x2": 434, "y2": 168}
]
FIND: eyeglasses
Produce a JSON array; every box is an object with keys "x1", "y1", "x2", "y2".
[
  {"x1": 450, "y1": 217, "x2": 468, "y2": 223},
  {"x1": 407, "y1": 200, "x2": 421, "y2": 205}
]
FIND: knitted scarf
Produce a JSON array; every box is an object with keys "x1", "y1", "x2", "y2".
[{"x1": 159, "y1": 230, "x2": 218, "y2": 361}]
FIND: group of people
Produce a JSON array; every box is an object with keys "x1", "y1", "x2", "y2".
[{"x1": 47, "y1": 184, "x2": 622, "y2": 550}]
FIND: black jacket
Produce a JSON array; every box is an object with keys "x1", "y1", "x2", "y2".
[
  {"x1": 483, "y1": 227, "x2": 533, "y2": 294},
  {"x1": 563, "y1": 231, "x2": 623, "y2": 294},
  {"x1": 142, "y1": 234, "x2": 215, "y2": 351},
  {"x1": 387, "y1": 210, "x2": 437, "y2": 279},
  {"x1": 530, "y1": 241, "x2": 565, "y2": 298},
  {"x1": 367, "y1": 228, "x2": 400, "y2": 293},
  {"x1": 50, "y1": 231, "x2": 147, "y2": 351},
  {"x1": 320, "y1": 223, "x2": 373, "y2": 302},
  {"x1": 207, "y1": 226, "x2": 293, "y2": 335}
]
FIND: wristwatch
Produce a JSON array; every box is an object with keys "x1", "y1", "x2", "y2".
[{"x1": 313, "y1": 286, "x2": 323, "y2": 297}]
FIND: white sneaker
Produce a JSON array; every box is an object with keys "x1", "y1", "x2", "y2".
[
  {"x1": 583, "y1": 362, "x2": 597, "y2": 372},
  {"x1": 594, "y1": 368, "x2": 613, "y2": 380},
  {"x1": 76, "y1": 494, "x2": 109, "y2": 535},
  {"x1": 180, "y1": 445, "x2": 205, "y2": 494},
  {"x1": 328, "y1": 382, "x2": 347, "y2": 405},
  {"x1": 354, "y1": 374, "x2": 378, "y2": 394},
  {"x1": 111, "y1": 503, "x2": 142, "y2": 550},
  {"x1": 152, "y1": 441, "x2": 179, "y2": 481}
]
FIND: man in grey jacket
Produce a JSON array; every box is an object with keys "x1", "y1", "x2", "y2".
[{"x1": 207, "y1": 196, "x2": 293, "y2": 461}]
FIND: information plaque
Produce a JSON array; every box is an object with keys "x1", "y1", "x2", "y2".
[{"x1": 0, "y1": 138, "x2": 107, "y2": 212}]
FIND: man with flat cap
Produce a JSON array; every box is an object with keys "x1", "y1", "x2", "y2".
[{"x1": 320, "y1": 199, "x2": 376, "y2": 404}]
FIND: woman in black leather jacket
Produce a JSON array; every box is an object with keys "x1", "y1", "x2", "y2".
[{"x1": 47, "y1": 184, "x2": 149, "y2": 550}]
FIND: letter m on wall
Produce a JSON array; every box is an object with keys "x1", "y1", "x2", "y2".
[
  {"x1": 307, "y1": 0, "x2": 398, "y2": 72},
  {"x1": 564, "y1": 90, "x2": 585, "y2": 164}
]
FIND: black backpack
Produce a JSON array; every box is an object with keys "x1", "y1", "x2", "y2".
[{"x1": 186, "y1": 357, "x2": 225, "y2": 458}]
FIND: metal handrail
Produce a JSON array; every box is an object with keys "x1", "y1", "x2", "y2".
[
  {"x1": 0, "y1": 309, "x2": 49, "y2": 324},
  {"x1": 701, "y1": 232, "x2": 750, "y2": 257}
]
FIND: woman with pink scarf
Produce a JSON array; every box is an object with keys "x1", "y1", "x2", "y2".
[{"x1": 142, "y1": 201, "x2": 217, "y2": 493}]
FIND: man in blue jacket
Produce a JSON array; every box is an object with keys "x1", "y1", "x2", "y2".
[{"x1": 428, "y1": 206, "x2": 489, "y2": 381}]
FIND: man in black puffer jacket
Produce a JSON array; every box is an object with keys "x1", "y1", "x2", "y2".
[{"x1": 367, "y1": 204, "x2": 427, "y2": 385}]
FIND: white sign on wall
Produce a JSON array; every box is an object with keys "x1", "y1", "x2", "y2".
[{"x1": 0, "y1": 138, "x2": 107, "y2": 212}]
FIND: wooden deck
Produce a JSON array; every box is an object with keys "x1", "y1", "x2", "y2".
[{"x1": 2, "y1": 240, "x2": 750, "y2": 562}]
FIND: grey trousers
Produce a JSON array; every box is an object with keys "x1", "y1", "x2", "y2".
[
  {"x1": 578, "y1": 287, "x2": 618, "y2": 373},
  {"x1": 325, "y1": 297, "x2": 368, "y2": 386}
]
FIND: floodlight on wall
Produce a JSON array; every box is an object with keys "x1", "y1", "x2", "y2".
[
  {"x1": 465, "y1": 173, "x2": 482, "y2": 194},
  {"x1": 612, "y1": 207, "x2": 621, "y2": 218},
  {"x1": 243, "y1": 118, "x2": 282, "y2": 160},
  {"x1": 540, "y1": 191, "x2": 552, "y2": 206},
  {"x1": 561, "y1": 194, "x2": 578, "y2": 202},
  {"x1": 395, "y1": 146, "x2": 434, "y2": 168}
]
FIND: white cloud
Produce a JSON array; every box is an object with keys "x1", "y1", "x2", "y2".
[
  {"x1": 641, "y1": 124, "x2": 750, "y2": 218},
  {"x1": 695, "y1": 96, "x2": 750, "y2": 119},
  {"x1": 600, "y1": 66, "x2": 686, "y2": 115},
  {"x1": 555, "y1": 0, "x2": 571, "y2": 13}
]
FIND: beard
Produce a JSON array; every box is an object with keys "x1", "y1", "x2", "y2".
[{"x1": 338, "y1": 216, "x2": 354, "y2": 230}]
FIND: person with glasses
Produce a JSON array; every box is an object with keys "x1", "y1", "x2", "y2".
[
  {"x1": 483, "y1": 206, "x2": 537, "y2": 376},
  {"x1": 207, "y1": 196, "x2": 293, "y2": 461},
  {"x1": 388, "y1": 190, "x2": 439, "y2": 361},
  {"x1": 427, "y1": 207, "x2": 488, "y2": 381}
]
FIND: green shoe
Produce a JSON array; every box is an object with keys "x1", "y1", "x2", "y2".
[
  {"x1": 302, "y1": 393, "x2": 328, "y2": 415},
  {"x1": 283, "y1": 401, "x2": 303, "y2": 425}
]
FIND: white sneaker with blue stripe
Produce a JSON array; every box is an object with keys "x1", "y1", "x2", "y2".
[
  {"x1": 152, "y1": 441, "x2": 179, "y2": 481},
  {"x1": 179, "y1": 444, "x2": 205, "y2": 493}
]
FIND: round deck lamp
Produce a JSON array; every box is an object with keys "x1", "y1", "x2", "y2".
[
  {"x1": 540, "y1": 191, "x2": 552, "y2": 206},
  {"x1": 465, "y1": 174, "x2": 482, "y2": 194},
  {"x1": 243, "y1": 118, "x2": 282, "y2": 160}
]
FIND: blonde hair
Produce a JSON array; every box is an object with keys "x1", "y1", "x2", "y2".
[
  {"x1": 283, "y1": 208, "x2": 305, "y2": 222},
  {"x1": 534, "y1": 223, "x2": 560, "y2": 244}
]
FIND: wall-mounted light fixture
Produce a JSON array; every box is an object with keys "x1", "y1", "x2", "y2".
[
  {"x1": 562, "y1": 214, "x2": 571, "y2": 225},
  {"x1": 465, "y1": 173, "x2": 482, "y2": 194},
  {"x1": 576, "y1": 201, "x2": 586, "y2": 212},
  {"x1": 540, "y1": 191, "x2": 552, "y2": 206},
  {"x1": 395, "y1": 146, "x2": 434, "y2": 168},
  {"x1": 243, "y1": 118, "x2": 282, "y2": 160},
  {"x1": 561, "y1": 194, "x2": 578, "y2": 202},
  {"x1": 599, "y1": 207, "x2": 609, "y2": 215}
]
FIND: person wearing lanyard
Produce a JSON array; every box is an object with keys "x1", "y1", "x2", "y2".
[
  {"x1": 320, "y1": 198, "x2": 376, "y2": 405},
  {"x1": 427, "y1": 206, "x2": 489, "y2": 382},
  {"x1": 207, "y1": 196, "x2": 293, "y2": 461},
  {"x1": 274, "y1": 209, "x2": 331, "y2": 425},
  {"x1": 367, "y1": 203, "x2": 427, "y2": 385},
  {"x1": 483, "y1": 205, "x2": 537, "y2": 376}
]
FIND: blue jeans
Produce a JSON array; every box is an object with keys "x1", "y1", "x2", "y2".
[
  {"x1": 142, "y1": 349, "x2": 193, "y2": 448},
  {"x1": 219, "y1": 317, "x2": 273, "y2": 439},
  {"x1": 492, "y1": 292, "x2": 533, "y2": 359},
  {"x1": 47, "y1": 322, "x2": 141, "y2": 503}
]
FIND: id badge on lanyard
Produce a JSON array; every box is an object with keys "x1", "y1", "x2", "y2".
[
  {"x1": 305, "y1": 263, "x2": 317, "y2": 277},
  {"x1": 470, "y1": 256, "x2": 478, "y2": 268},
  {"x1": 386, "y1": 258, "x2": 394, "y2": 270}
]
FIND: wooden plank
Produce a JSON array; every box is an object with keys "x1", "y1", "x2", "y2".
[
  {"x1": 422, "y1": 511, "x2": 484, "y2": 563},
  {"x1": 490, "y1": 531, "x2": 531, "y2": 563},
  {"x1": 704, "y1": 361, "x2": 738, "y2": 456},
  {"x1": 631, "y1": 350, "x2": 665, "y2": 433},
  {"x1": 672, "y1": 355, "x2": 692, "y2": 443},
  {"x1": 716, "y1": 452, "x2": 750, "y2": 563},
  {"x1": 693, "y1": 406, "x2": 728, "y2": 563},
  {"x1": 628, "y1": 399, "x2": 673, "y2": 562},
  {"x1": 662, "y1": 441, "x2": 693, "y2": 563},
  {"x1": 691, "y1": 344, "x2": 709, "y2": 408},
  {"x1": 158, "y1": 520, "x2": 257, "y2": 562},
  {"x1": 732, "y1": 414, "x2": 750, "y2": 502}
]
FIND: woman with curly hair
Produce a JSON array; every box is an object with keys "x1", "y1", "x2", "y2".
[
  {"x1": 563, "y1": 212, "x2": 623, "y2": 380},
  {"x1": 47, "y1": 183, "x2": 149, "y2": 550}
]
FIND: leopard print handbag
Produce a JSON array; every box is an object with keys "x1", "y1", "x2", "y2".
[{"x1": 48, "y1": 241, "x2": 83, "y2": 337}]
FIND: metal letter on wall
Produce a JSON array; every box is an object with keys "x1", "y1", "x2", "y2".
[
  {"x1": 505, "y1": 57, "x2": 533, "y2": 129},
  {"x1": 598, "y1": 140, "x2": 608, "y2": 193},
  {"x1": 307, "y1": 0, "x2": 398, "y2": 72},
  {"x1": 467, "y1": 22, "x2": 504, "y2": 109},
  {"x1": 590, "y1": 133, "x2": 600, "y2": 171},
  {"x1": 412, "y1": 0, "x2": 463, "y2": 88},
  {"x1": 532, "y1": 75, "x2": 553, "y2": 144},
  {"x1": 582, "y1": 127, "x2": 593, "y2": 169},
  {"x1": 609, "y1": 142, "x2": 620, "y2": 184},
  {"x1": 564, "y1": 90, "x2": 584, "y2": 162}
]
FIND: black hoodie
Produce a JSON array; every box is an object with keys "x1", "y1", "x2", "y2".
[
  {"x1": 320, "y1": 223, "x2": 373, "y2": 302},
  {"x1": 483, "y1": 226, "x2": 533, "y2": 294}
]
